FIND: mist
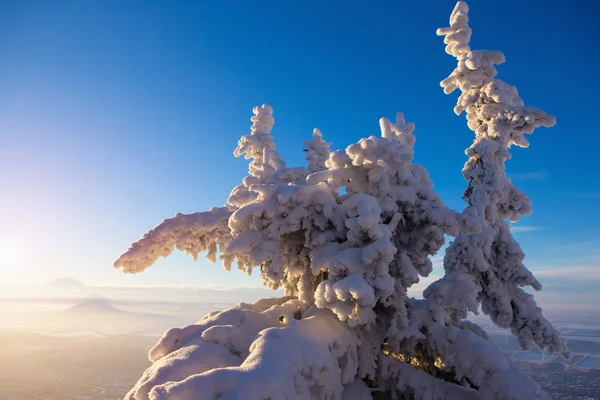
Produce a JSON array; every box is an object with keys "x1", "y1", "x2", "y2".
[{"x1": 0, "y1": 278, "x2": 279, "y2": 399}]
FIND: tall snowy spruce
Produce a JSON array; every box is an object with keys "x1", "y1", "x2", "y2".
[{"x1": 114, "y1": 2, "x2": 568, "y2": 399}]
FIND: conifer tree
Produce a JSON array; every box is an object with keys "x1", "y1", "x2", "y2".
[{"x1": 114, "y1": 3, "x2": 566, "y2": 399}]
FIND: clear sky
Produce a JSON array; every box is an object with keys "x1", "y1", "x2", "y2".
[{"x1": 1, "y1": 0, "x2": 599, "y2": 310}]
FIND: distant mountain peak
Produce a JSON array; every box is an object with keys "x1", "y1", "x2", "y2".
[{"x1": 66, "y1": 298, "x2": 122, "y2": 313}]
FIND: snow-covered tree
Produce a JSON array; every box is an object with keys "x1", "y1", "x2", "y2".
[
  {"x1": 426, "y1": 1, "x2": 569, "y2": 357},
  {"x1": 114, "y1": 2, "x2": 568, "y2": 399}
]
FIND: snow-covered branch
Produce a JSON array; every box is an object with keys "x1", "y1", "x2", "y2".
[
  {"x1": 228, "y1": 104, "x2": 286, "y2": 207},
  {"x1": 114, "y1": 207, "x2": 234, "y2": 274},
  {"x1": 303, "y1": 128, "x2": 332, "y2": 173}
]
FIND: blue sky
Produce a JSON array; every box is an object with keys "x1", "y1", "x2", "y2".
[{"x1": 1, "y1": 0, "x2": 599, "y2": 310}]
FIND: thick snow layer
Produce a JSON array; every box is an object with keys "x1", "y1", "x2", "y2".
[
  {"x1": 115, "y1": 2, "x2": 567, "y2": 399},
  {"x1": 127, "y1": 299, "x2": 360, "y2": 400}
]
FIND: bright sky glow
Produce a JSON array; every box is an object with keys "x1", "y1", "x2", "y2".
[
  {"x1": 0, "y1": 1, "x2": 599, "y2": 312},
  {"x1": 0, "y1": 242, "x2": 18, "y2": 266}
]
